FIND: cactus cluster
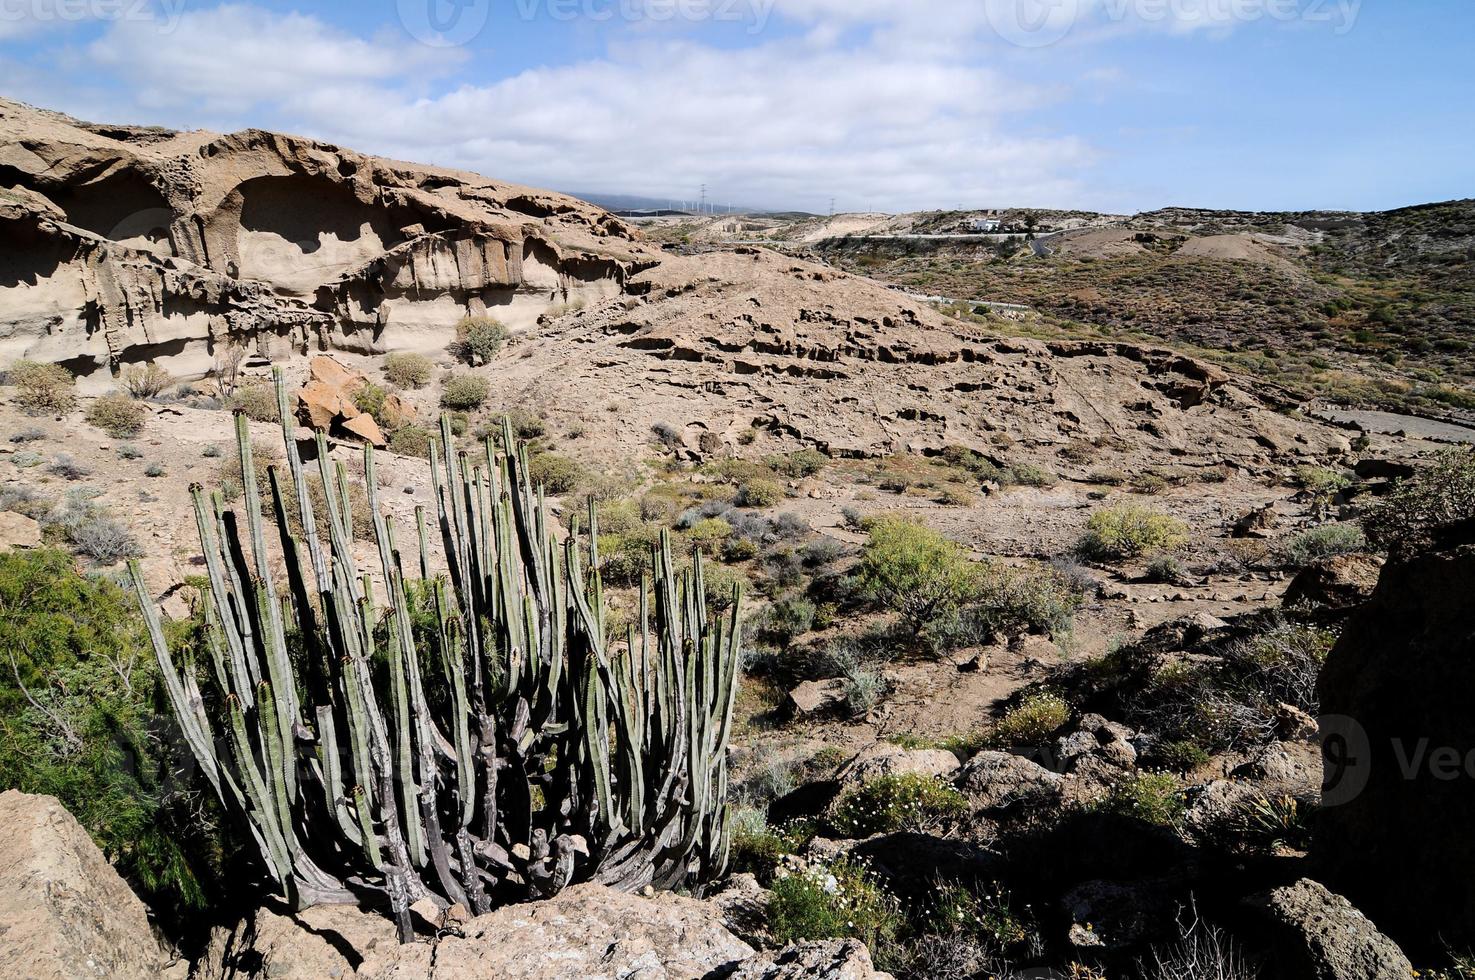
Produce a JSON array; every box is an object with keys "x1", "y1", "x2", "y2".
[{"x1": 131, "y1": 371, "x2": 742, "y2": 941}]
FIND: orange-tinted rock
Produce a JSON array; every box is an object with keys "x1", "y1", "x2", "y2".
[
  {"x1": 297, "y1": 380, "x2": 343, "y2": 430},
  {"x1": 341, "y1": 412, "x2": 386, "y2": 447}
]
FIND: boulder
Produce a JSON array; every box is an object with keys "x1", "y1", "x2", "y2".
[
  {"x1": 786, "y1": 678, "x2": 847, "y2": 717},
  {"x1": 1052, "y1": 714, "x2": 1138, "y2": 774},
  {"x1": 1232, "y1": 741, "x2": 1320, "y2": 798},
  {"x1": 308, "y1": 354, "x2": 364, "y2": 392},
  {"x1": 195, "y1": 900, "x2": 407, "y2": 979},
  {"x1": 295, "y1": 355, "x2": 384, "y2": 446},
  {"x1": 706, "y1": 873, "x2": 769, "y2": 945},
  {"x1": 0, "y1": 510, "x2": 42, "y2": 550},
  {"x1": 434, "y1": 885, "x2": 755, "y2": 979},
  {"x1": 725, "y1": 940, "x2": 894, "y2": 979},
  {"x1": 1245, "y1": 879, "x2": 1414, "y2": 980},
  {"x1": 0, "y1": 791, "x2": 179, "y2": 980},
  {"x1": 1282, "y1": 553, "x2": 1383, "y2": 612},
  {"x1": 1353, "y1": 459, "x2": 1415, "y2": 482},
  {"x1": 1233, "y1": 503, "x2": 1282, "y2": 538},
  {"x1": 1316, "y1": 520, "x2": 1475, "y2": 954},
  {"x1": 836, "y1": 743, "x2": 961, "y2": 785},
  {"x1": 956, "y1": 750, "x2": 1064, "y2": 811},
  {"x1": 380, "y1": 392, "x2": 416, "y2": 430},
  {"x1": 297, "y1": 379, "x2": 346, "y2": 430},
  {"x1": 340, "y1": 412, "x2": 387, "y2": 448},
  {"x1": 198, "y1": 883, "x2": 756, "y2": 980}
]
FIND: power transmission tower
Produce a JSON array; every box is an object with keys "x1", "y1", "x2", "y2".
[
  {"x1": 829, "y1": 197, "x2": 836, "y2": 216},
  {"x1": 700, "y1": 183, "x2": 707, "y2": 215}
]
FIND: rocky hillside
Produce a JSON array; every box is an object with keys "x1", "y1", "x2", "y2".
[{"x1": 0, "y1": 98, "x2": 651, "y2": 392}]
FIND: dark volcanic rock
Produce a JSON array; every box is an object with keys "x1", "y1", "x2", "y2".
[{"x1": 1316, "y1": 519, "x2": 1475, "y2": 956}]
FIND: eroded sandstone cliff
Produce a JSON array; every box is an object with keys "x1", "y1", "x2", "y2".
[{"x1": 0, "y1": 99, "x2": 652, "y2": 391}]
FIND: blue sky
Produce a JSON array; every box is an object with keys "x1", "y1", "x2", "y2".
[{"x1": 0, "y1": 0, "x2": 1470, "y2": 213}]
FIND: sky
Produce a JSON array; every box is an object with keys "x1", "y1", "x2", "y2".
[{"x1": 0, "y1": 0, "x2": 1470, "y2": 214}]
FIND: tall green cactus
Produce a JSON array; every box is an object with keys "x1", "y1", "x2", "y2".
[{"x1": 131, "y1": 370, "x2": 742, "y2": 940}]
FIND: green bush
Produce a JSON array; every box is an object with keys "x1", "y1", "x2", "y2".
[
  {"x1": 830, "y1": 773, "x2": 969, "y2": 837},
  {"x1": 855, "y1": 518, "x2": 979, "y2": 630},
  {"x1": 971, "y1": 561, "x2": 1084, "y2": 638},
  {"x1": 352, "y1": 381, "x2": 389, "y2": 425},
  {"x1": 526, "y1": 452, "x2": 585, "y2": 495},
  {"x1": 0, "y1": 549, "x2": 229, "y2": 915},
  {"x1": 441, "y1": 374, "x2": 490, "y2": 410},
  {"x1": 768, "y1": 449, "x2": 828, "y2": 479},
  {"x1": 1278, "y1": 523, "x2": 1367, "y2": 567},
  {"x1": 1009, "y1": 463, "x2": 1058, "y2": 487},
  {"x1": 452, "y1": 316, "x2": 508, "y2": 366},
  {"x1": 986, "y1": 692, "x2": 1070, "y2": 747},
  {"x1": 504, "y1": 407, "x2": 548, "y2": 440},
  {"x1": 685, "y1": 517, "x2": 733, "y2": 557},
  {"x1": 768, "y1": 857, "x2": 903, "y2": 954},
  {"x1": 1363, "y1": 448, "x2": 1475, "y2": 551},
  {"x1": 7, "y1": 360, "x2": 76, "y2": 414},
  {"x1": 736, "y1": 478, "x2": 784, "y2": 508},
  {"x1": 761, "y1": 596, "x2": 816, "y2": 648},
  {"x1": 1152, "y1": 739, "x2": 1211, "y2": 773},
  {"x1": 1095, "y1": 772, "x2": 1187, "y2": 827},
  {"x1": 388, "y1": 424, "x2": 435, "y2": 459},
  {"x1": 229, "y1": 382, "x2": 280, "y2": 423},
  {"x1": 84, "y1": 392, "x2": 147, "y2": 437},
  {"x1": 1078, "y1": 504, "x2": 1189, "y2": 561},
  {"x1": 729, "y1": 808, "x2": 812, "y2": 885},
  {"x1": 383, "y1": 352, "x2": 434, "y2": 389},
  {"x1": 1145, "y1": 553, "x2": 1189, "y2": 585}
]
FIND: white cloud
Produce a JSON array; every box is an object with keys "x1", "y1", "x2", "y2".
[
  {"x1": 84, "y1": 4, "x2": 460, "y2": 115},
  {"x1": 48, "y1": 3, "x2": 1097, "y2": 211}
]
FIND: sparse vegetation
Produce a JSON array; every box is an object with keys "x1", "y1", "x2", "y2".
[
  {"x1": 120, "y1": 362, "x2": 172, "y2": 398},
  {"x1": 767, "y1": 857, "x2": 903, "y2": 954},
  {"x1": 736, "y1": 478, "x2": 784, "y2": 508},
  {"x1": 831, "y1": 774, "x2": 969, "y2": 837},
  {"x1": 84, "y1": 392, "x2": 148, "y2": 437},
  {"x1": 1078, "y1": 504, "x2": 1189, "y2": 561},
  {"x1": 1363, "y1": 447, "x2": 1475, "y2": 551},
  {"x1": 228, "y1": 382, "x2": 280, "y2": 423},
  {"x1": 855, "y1": 518, "x2": 979, "y2": 631},
  {"x1": 383, "y1": 352, "x2": 434, "y2": 388},
  {"x1": 1278, "y1": 523, "x2": 1367, "y2": 567},
  {"x1": 986, "y1": 691, "x2": 1071, "y2": 747},
  {"x1": 440, "y1": 373, "x2": 490, "y2": 410},
  {"x1": 451, "y1": 315, "x2": 508, "y2": 366},
  {"x1": 8, "y1": 360, "x2": 76, "y2": 414},
  {"x1": 1095, "y1": 771, "x2": 1186, "y2": 827}
]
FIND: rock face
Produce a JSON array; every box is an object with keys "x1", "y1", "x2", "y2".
[
  {"x1": 0, "y1": 509, "x2": 42, "y2": 549},
  {"x1": 1245, "y1": 879, "x2": 1414, "y2": 980},
  {"x1": 0, "y1": 98, "x2": 643, "y2": 392},
  {"x1": 0, "y1": 790, "x2": 178, "y2": 980},
  {"x1": 1, "y1": 98, "x2": 1360, "y2": 470},
  {"x1": 725, "y1": 940, "x2": 894, "y2": 979},
  {"x1": 195, "y1": 882, "x2": 894, "y2": 980},
  {"x1": 1282, "y1": 553, "x2": 1383, "y2": 612},
  {"x1": 955, "y1": 750, "x2": 1064, "y2": 811},
  {"x1": 1317, "y1": 520, "x2": 1475, "y2": 955},
  {"x1": 836, "y1": 743, "x2": 961, "y2": 785}
]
